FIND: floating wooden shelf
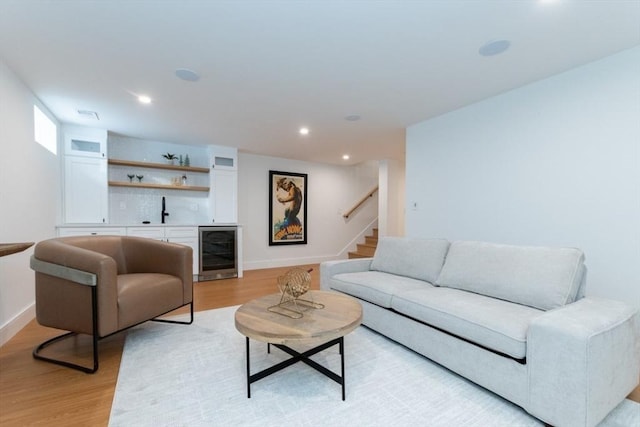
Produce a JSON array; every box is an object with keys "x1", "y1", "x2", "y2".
[
  {"x1": 108, "y1": 159, "x2": 210, "y2": 173},
  {"x1": 108, "y1": 181, "x2": 209, "y2": 192}
]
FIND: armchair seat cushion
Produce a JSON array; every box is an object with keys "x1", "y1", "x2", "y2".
[{"x1": 117, "y1": 273, "x2": 185, "y2": 329}]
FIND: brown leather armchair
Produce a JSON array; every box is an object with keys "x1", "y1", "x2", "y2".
[{"x1": 30, "y1": 235, "x2": 193, "y2": 373}]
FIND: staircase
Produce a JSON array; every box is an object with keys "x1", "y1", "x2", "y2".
[{"x1": 348, "y1": 228, "x2": 378, "y2": 259}]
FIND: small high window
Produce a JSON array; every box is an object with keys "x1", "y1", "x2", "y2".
[{"x1": 34, "y1": 105, "x2": 57, "y2": 154}]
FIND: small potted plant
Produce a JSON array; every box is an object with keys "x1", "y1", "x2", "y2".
[{"x1": 162, "y1": 153, "x2": 177, "y2": 165}]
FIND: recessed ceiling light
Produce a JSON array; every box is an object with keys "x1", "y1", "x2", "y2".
[
  {"x1": 138, "y1": 95, "x2": 152, "y2": 104},
  {"x1": 479, "y1": 39, "x2": 510, "y2": 57},
  {"x1": 175, "y1": 68, "x2": 200, "y2": 82},
  {"x1": 342, "y1": 154, "x2": 350, "y2": 160},
  {"x1": 299, "y1": 127, "x2": 309, "y2": 135},
  {"x1": 345, "y1": 115, "x2": 361, "y2": 122}
]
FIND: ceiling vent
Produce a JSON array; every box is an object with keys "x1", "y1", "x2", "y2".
[{"x1": 77, "y1": 109, "x2": 99, "y2": 120}]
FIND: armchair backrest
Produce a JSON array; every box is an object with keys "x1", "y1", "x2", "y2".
[{"x1": 52, "y1": 235, "x2": 128, "y2": 274}]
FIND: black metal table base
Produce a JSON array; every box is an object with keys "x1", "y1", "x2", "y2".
[{"x1": 245, "y1": 336, "x2": 346, "y2": 400}]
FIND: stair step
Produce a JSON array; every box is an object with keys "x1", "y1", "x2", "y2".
[
  {"x1": 365, "y1": 236, "x2": 378, "y2": 245},
  {"x1": 348, "y1": 251, "x2": 372, "y2": 259},
  {"x1": 356, "y1": 243, "x2": 377, "y2": 256},
  {"x1": 348, "y1": 227, "x2": 378, "y2": 259}
]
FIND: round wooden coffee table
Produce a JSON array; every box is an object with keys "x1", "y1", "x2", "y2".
[{"x1": 235, "y1": 290, "x2": 362, "y2": 400}]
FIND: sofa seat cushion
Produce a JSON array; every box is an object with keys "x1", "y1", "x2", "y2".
[
  {"x1": 436, "y1": 241, "x2": 586, "y2": 311},
  {"x1": 117, "y1": 273, "x2": 184, "y2": 329},
  {"x1": 391, "y1": 287, "x2": 544, "y2": 359},
  {"x1": 330, "y1": 271, "x2": 433, "y2": 308},
  {"x1": 370, "y1": 237, "x2": 450, "y2": 283}
]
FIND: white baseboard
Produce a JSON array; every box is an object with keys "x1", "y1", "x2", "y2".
[
  {"x1": 0, "y1": 303, "x2": 35, "y2": 347},
  {"x1": 244, "y1": 220, "x2": 378, "y2": 272}
]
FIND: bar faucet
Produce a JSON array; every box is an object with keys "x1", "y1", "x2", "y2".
[{"x1": 161, "y1": 196, "x2": 169, "y2": 224}]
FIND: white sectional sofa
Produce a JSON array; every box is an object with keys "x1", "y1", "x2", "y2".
[{"x1": 320, "y1": 237, "x2": 639, "y2": 427}]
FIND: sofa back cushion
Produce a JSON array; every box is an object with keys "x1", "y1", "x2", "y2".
[
  {"x1": 435, "y1": 241, "x2": 586, "y2": 310},
  {"x1": 370, "y1": 237, "x2": 450, "y2": 283}
]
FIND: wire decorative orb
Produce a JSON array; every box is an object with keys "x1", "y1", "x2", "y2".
[
  {"x1": 268, "y1": 268, "x2": 323, "y2": 318},
  {"x1": 277, "y1": 268, "x2": 311, "y2": 298}
]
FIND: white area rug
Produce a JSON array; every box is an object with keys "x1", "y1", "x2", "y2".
[{"x1": 109, "y1": 306, "x2": 639, "y2": 427}]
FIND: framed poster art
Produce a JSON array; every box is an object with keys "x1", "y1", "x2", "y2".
[{"x1": 269, "y1": 170, "x2": 307, "y2": 245}]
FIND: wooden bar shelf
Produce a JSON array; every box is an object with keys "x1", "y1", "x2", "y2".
[
  {"x1": 108, "y1": 181, "x2": 209, "y2": 192},
  {"x1": 108, "y1": 159, "x2": 210, "y2": 173}
]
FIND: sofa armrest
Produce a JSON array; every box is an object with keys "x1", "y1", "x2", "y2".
[
  {"x1": 320, "y1": 258, "x2": 373, "y2": 291},
  {"x1": 527, "y1": 297, "x2": 640, "y2": 427}
]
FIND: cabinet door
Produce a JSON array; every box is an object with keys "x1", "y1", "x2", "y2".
[
  {"x1": 213, "y1": 169, "x2": 237, "y2": 223},
  {"x1": 126, "y1": 227, "x2": 164, "y2": 240},
  {"x1": 211, "y1": 145, "x2": 237, "y2": 170},
  {"x1": 166, "y1": 227, "x2": 199, "y2": 274},
  {"x1": 64, "y1": 127, "x2": 107, "y2": 158},
  {"x1": 64, "y1": 156, "x2": 108, "y2": 223},
  {"x1": 57, "y1": 227, "x2": 125, "y2": 237},
  {"x1": 167, "y1": 237, "x2": 199, "y2": 275}
]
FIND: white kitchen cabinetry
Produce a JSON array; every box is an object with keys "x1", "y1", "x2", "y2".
[
  {"x1": 212, "y1": 169, "x2": 238, "y2": 223},
  {"x1": 64, "y1": 156, "x2": 109, "y2": 223},
  {"x1": 166, "y1": 227, "x2": 199, "y2": 275},
  {"x1": 57, "y1": 226, "x2": 126, "y2": 237},
  {"x1": 211, "y1": 145, "x2": 237, "y2": 170},
  {"x1": 64, "y1": 125, "x2": 107, "y2": 158},
  {"x1": 127, "y1": 226, "x2": 199, "y2": 275},
  {"x1": 208, "y1": 145, "x2": 238, "y2": 223},
  {"x1": 62, "y1": 126, "x2": 109, "y2": 224},
  {"x1": 126, "y1": 226, "x2": 164, "y2": 240},
  {"x1": 64, "y1": 133, "x2": 107, "y2": 158}
]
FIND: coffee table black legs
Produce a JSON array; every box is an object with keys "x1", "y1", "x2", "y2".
[{"x1": 245, "y1": 336, "x2": 346, "y2": 400}]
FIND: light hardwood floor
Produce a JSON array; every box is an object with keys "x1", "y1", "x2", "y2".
[{"x1": 1, "y1": 264, "x2": 638, "y2": 426}]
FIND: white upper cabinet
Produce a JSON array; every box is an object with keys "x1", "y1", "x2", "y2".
[
  {"x1": 213, "y1": 169, "x2": 238, "y2": 223},
  {"x1": 211, "y1": 145, "x2": 237, "y2": 170},
  {"x1": 63, "y1": 125, "x2": 107, "y2": 158},
  {"x1": 209, "y1": 145, "x2": 238, "y2": 223},
  {"x1": 62, "y1": 125, "x2": 109, "y2": 223},
  {"x1": 64, "y1": 155, "x2": 108, "y2": 223}
]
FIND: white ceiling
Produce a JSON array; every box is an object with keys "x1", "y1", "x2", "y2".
[{"x1": 1, "y1": 1, "x2": 639, "y2": 165}]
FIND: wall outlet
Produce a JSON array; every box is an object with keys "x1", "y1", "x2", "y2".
[
  {"x1": 190, "y1": 203, "x2": 198, "y2": 211},
  {"x1": 119, "y1": 201, "x2": 126, "y2": 210}
]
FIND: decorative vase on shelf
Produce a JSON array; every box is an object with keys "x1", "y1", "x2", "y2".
[{"x1": 184, "y1": 154, "x2": 190, "y2": 167}]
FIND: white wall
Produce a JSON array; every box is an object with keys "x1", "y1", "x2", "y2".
[
  {"x1": 378, "y1": 159, "x2": 405, "y2": 237},
  {"x1": 406, "y1": 46, "x2": 640, "y2": 306},
  {"x1": 0, "y1": 59, "x2": 60, "y2": 345},
  {"x1": 238, "y1": 153, "x2": 378, "y2": 270}
]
